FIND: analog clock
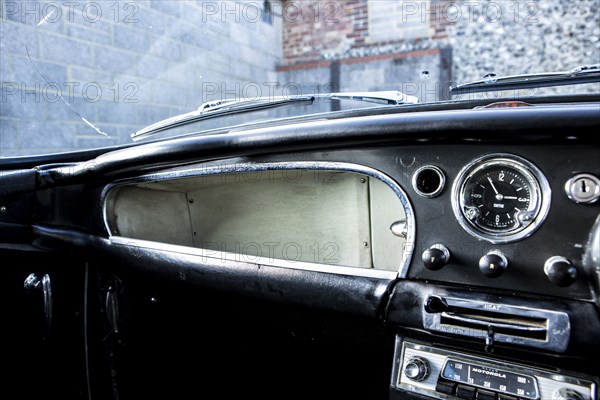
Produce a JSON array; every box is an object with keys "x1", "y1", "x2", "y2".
[{"x1": 452, "y1": 154, "x2": 551, "y2": 243}]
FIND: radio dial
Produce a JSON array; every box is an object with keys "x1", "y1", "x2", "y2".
[{"x1": 404, "y1": 357, "x2": 430, "y2": 382}]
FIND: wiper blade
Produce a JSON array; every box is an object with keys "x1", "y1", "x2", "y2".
[
  {"x1": 450, "y1": 64, "x2": 600, "y2": 95},
  {"x1": 132, "y1": 91, "x2": 418, "y2": 141},
  {"x1": 132, "y1": 95, "x2": 315, "y2": 140}
]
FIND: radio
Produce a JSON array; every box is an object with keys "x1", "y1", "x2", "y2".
[{"x1": 394, "y1": 341, "x2": 597, "y2": 400}]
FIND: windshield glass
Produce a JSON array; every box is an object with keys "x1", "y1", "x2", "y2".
[{"x1": 1, "y1": 0, "x2": 599, "y2": 156}]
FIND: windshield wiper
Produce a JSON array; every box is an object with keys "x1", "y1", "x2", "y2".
[
  {"x1": 329, "y1": 90, "x2": 418, "y2": 105},
  {"x1": 450, "y1": 64, "x2": 600, "y2": 95},
  {"x1": 132, "y1": 91, "x2": 418, "y2": 141}
]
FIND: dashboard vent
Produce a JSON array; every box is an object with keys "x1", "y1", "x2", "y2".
[{"x1": 422, "y1": 296, "x2": 570, "y2": 352}]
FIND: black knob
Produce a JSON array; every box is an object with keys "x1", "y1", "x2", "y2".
[
  {"x1": 479, "y1": 251, "x2": 508, "y2": 278},
  {"x1": 544, "y1": 257, "x2": 577, "y2": 287},
  {"x1": 403, "y1": 357, "x2": 430, "y2": 382},
  {"x1": 422, "y1": 244, "x2": 450, "y2": 270}
]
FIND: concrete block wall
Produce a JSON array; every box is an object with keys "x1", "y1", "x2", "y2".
[{"x1": 0, "y1": 0, "x2": 282, "y2": 156}]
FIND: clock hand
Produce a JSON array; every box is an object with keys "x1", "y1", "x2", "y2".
[
  {"x1": 487, "y1": 177, "x2": 499, "y2": 195},
  {"x1": 504, "y1": 196, "x2": 518, "y2": 200}
]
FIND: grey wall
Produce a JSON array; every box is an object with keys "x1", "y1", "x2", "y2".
[{"x1": 0, "y1": 0, "x2": 282, "y2": 156}]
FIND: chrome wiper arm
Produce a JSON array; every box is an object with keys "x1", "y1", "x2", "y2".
[
  {"x1": 132, "y1": 91, "x2": 418, "y2": 141},
  {"x1": 330, "y1": 90, "x2": 418, "y2": 105},
  {"x1": 133, "y1": 95, "x2": 316, "y2": 140},
  {"x1": 450, "y1": 64, "x2": 600, "y2": 95}
]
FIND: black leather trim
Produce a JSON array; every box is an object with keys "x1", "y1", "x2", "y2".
[
  {"x1": 0, "y1": 222, "x2": 32, "y2": 243},
  {"x1": 32, "y1": 225, "x2": 394, "y2": 318},
  {"x1": 0, "y1": 169, "x2": 37, "y2": 198}
]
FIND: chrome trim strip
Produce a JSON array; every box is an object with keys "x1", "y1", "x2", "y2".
[
  {"x1": 451, "y1": 153, "x2": 552, "y2": 244},
  {"x1": 101, "y1": 161, "x2": 415, "y2": 279},
  {"x1": 109, "y1": 236, "x2": 399, "y2": 279}
]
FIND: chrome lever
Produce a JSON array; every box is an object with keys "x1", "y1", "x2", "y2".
[
  {"x1": 24, "y1": 273, "x2": 41, "y2": 290},
  {"x1": 24, "y1": 273, "x2": 53, "y2": 336}
]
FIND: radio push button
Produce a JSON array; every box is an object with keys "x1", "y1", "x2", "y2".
[
  {"x1": 456, "y1": 384, "x2": 476, "y2": 399},
  {"x1": 435, "y1": 381, "x2": 455, "y2": 395},
  {"x1": 476, "y1": 389, "x2": 497, "y2": 400}
]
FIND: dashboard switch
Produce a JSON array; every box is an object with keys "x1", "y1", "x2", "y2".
[
  {"x1": 479, "y1": 250, "x2": 508, "y2": 277},
  {"x1": 422, "y1": 244, "x2": 450, "y2": 270},
  {"x1": 544, "y1": 256, "x2": 578, "y2": 287},
  {"x1": 403, "y1": 357, "x2": 430, "y2": 382}
]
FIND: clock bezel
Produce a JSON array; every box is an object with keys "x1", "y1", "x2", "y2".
[{"x1": 451, "y1": 154, "x2": 552, "y2": 244}]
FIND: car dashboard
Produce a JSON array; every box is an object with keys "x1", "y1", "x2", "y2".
[{"x1": 2, "y1": 98, "x2": 599, "y2": 400}]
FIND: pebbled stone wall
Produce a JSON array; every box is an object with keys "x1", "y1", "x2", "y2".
[{"x1": 448, "y1": 0, "x2": 600, "y2": 96}]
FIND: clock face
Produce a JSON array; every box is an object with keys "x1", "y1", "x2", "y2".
[{"x1": 452, "y1": 155, "x2": 551, "y2": 243}]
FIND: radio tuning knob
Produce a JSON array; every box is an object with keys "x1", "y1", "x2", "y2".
[
  {"x1": 553, "y1": 388, "x2": 585, "y2": 400},
  {"x1": 544, "y1": 256, "x2": 578, "y2": 287},
  {"x1": 422, "y1": 244, "x2": 450, "y2": 270},
  {"x1": 479, "y1": 250, "x2": 508, "y2": 278},
  {"x1": 403, "y1": 357, "x2": 430, "y2": 382}
]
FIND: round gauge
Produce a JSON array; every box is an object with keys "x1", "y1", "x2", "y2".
[{"x1": 452, "y1": 154, "x2": 551, "y2": 243}]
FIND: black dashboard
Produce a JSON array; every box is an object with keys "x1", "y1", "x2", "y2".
[{"x1": 2, "y1": 98, "x2": 599, "y2": 400}]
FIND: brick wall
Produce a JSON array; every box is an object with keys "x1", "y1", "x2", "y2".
[
  {"x1": 278, "y1": 0, "x2": 452, "y2": 104},
  {"x1": 281, "y1": 0, "x2": 359, "y2": 65},
  {"x1": 0, "y1": 0, "x2": 282, "y2": 156},
  {"x1": 281, "y1": 0, "x2": 451, "y2": 66}
]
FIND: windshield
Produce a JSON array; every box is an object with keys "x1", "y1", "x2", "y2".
[{"x1": 1, "y1": 0, "x2": 599, "y2": 156}]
